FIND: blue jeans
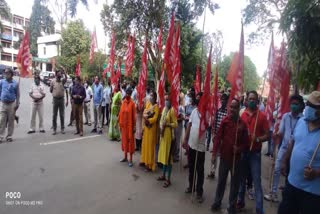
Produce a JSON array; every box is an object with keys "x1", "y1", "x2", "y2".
[
  {"x1": 238, "y1": 152, "x2": 264, "y2": 214},
  {"x1": 271, "y1": 146, "x2": 287, "y2": 193}
]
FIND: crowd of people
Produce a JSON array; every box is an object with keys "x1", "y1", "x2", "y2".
[{"x1": 0, "y1": 67, "x2": 320, "y2": 214}]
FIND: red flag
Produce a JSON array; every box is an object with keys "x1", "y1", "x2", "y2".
[
  {"x1": 227, "y1": 24, "x2": 244, "y2": 107},
  {"x1": 103, "y1": 32, "x2": 116, "y2": 77},
  {"x1": 194, "y1": 65, "x2": 201, "y2": 94},
  {"x1": 116, "y1": 59, "x2": 122, "y2": 83},
  {"x1": 210, "y1": 66, "x2": 219, "y2": 124},
  {"x1": 265, "y1": 34, "x2": 276, "y2": 126},
  {"x1": 164, "y1": 12, "x2": 175, "y2": 84},
  {"x1": 75, "y1": 55, "x2": 81, "y2": 77},
  {"x1": 125, "y1": 33, "x2": 135, "y2": 77},
  {"x1": 89, "y1": 28, "x2": 97, "y2": 64},
  {"x1": 198, "y1": 45, "x2": 212, "y2": 138},
  {"x1": 275, "y1": 42, "x2": 290, "y2": 130},
  {"x1": 158, "y1": 66, "x2": 165, "y2": 112},
  {"x1": 137, "y1": 37, "x2": 148, "y2": 108},
  {"x1": 170, "y1": 22, "x2": 181, "y2": 115},
  {"x1": 158, "y1": 24, "x2": 163, "y2": 53},
  {"x1": 16, "y1": 32, "x2": 31, "y2": 78}
]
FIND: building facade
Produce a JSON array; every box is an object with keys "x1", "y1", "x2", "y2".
[
  {"x1": 35, "y1": 34, "x2": 61, "y2": 73},
  {"x1": 0, "y1": 14, "x2": 29, "y2": 69}
]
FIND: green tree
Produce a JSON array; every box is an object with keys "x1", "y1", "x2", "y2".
[
  {"x1": 218, "y1": 53, "x2": 260, "y2": 92},
  {"x1": 242, "y1": 0, "x2": 287, "y2": 44},
  {"x1": 67, "y1": 0, "x2": 89, "y2": 17},
  {"x1": 280, "y1": 0, "x2": 320, "y2": 91},
  {"x1": 56, "y1": 20, "x2": 90, "y2": 73},
  {"x1": 29, "y1": 0, "x2": 55, "y2": 56}
]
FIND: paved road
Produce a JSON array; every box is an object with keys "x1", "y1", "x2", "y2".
[{"x1": 0, "y1": 78, "x2": 280, "y2": 214}]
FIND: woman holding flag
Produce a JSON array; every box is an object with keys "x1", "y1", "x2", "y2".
[{"x1": 157, "y1": 94, "x2": 177, "y2": 188}]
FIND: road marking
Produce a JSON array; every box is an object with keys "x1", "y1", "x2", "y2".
[{"x1": 40, "y1": 135, "x2": 101, "y2": 146}]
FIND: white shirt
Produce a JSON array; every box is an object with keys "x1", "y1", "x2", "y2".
[
  {"x1": 29, "y1": 83, "x2": 45, "y2": 103},
  {"x1": 131, "y1": 88, "x2": 137, "y2": 103},
  {"x1": 84, "y1": 86, "x2": 93, "y2": 102},
  {"x1": 188, "y1": 108, "x2": 206, "y2": 152},
  {"x1": 121, "y1": 89, "x2": 126, "y2": 99},
  {"x1": 185, "y1": 95, "x2": 191, "y2": 106},
  {"x1": 102, "y1": 86, "x2": 112, "y2": 106}
]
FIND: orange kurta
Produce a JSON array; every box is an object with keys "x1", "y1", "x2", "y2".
[{"x1": 118, "y1": 98, "x2": 136, "y2": 154}]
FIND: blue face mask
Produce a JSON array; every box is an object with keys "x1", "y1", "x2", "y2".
[{"x1": 304, "y1": 106, "x2": 318, "y2": 121}]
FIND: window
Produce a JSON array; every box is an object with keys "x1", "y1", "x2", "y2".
[
  {"x1": 43, "y1": 47, "x2": 46, "y2": 55},
  {"x1": 1, "y1": 42, "x2": 11, "y2": 48}
]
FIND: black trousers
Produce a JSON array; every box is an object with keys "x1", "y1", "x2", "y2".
[
  {"x1": 213, "y1": 159, "x2": 241, "y2": 214},
  {"x1": 188, "y1": 148, "x2": 205, "y2": 196},
  {"x1": 278, "y1": 182, "x2": 320, "y2": 214}
]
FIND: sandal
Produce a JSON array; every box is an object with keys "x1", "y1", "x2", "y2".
[
  {"x1": 163, "y1": 180, "x2": 171, "y2": 188},
  {"x1": 120, "y1": 158, "x2": 128, "y2": 162},
  {"x1": 157, "y1": 176, "x2": 166, "y2": 181}
]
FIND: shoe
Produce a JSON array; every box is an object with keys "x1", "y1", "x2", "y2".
[
  {"x1": 67, "y1": 123, "x2": 72, "y2": 127},
  {"x1": 248, "y1": 188, "x2": 255, "y2": 200},
  {"x1": 120, "y1": 158, "x2": 128, "y2": 162},
  {"x1": 236, "y1": 201, "x2": 245, "y2": 211},
  {"x1": 15, "y1": 116, "x2": 19, "y2": 124},
  {"x1": 74, "y1": 132, "x2": 80, "y2": 135},
  {"x1": 264, "y1": 193, "x2": 278, "y2": 202},
  {"x1": 61, "y1": 130, "x2": 65, "y2": 134},
  {"x1": 211, "y1": 203, "x2": 221, "y2": 211},
  {"x1": 196, "y1": 195, "x2": 204, "y2": 203},
  {"x1": 52, "y1": 131, "x2": 57, "y2": 135},
  {"x1": 98, "y1": 130, "x2": 103, "y2": 134},
  {"x1": 185, "y1": 187, "x2": 192, "y2": 194},
  {"x1": 264, "y1": 153, "x2": 270, "y2": 156},
  {"x1": 183, "y1": 164, "x2": 189, "y2": 169},
  {"x1": 6, "y1": 138, "x2": 12, "y2": 142},
  {"x1": 84, "y1": 122, "x2": 88, "y2": 125},
  {"x1": 207, "y1": 172, "x2": 215, "y2": 179},
  {"x1": 91, "y1": 129, "x2": 97, "y2": 133},
  {"x1": 27, "y1": 130, "x2": 35, "y2": 134},
  {"x1": 40, "y1": 130, "x2": 45, "y2": 133},
  {"x1": 88, "y1": 123, "x2": 92, "y2": 126},
  {"x1": 128, "y1": 162, "x2": 133, "y2": 167},
  {"x1": 79, "y1": 132, "x2": 83, "y2": 136}
]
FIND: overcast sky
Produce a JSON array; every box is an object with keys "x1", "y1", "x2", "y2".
[{"x1": 8, "y1": 0, "x2": 284, "y2": 77}]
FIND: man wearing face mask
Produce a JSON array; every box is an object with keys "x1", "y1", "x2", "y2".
[
  {"x1": 0, "y1": 68, "x2": 20, "y2": 142},
  {"x1": 264, "y1": 94, "x2": 304, "y2": 202},
  {"x1": 28, "y1": 73, "x2": 46, "y2": 134},
  {"x1": 118, "y1": 87, "x2": 136, "y2": 167},
  {"x1": 83, "y1": 80, "x2": 93, "y2": 126},
  {"x1": 237, "y1": 90, "x2": 269, "y2": 214},
  {"x1": 50, "y1": 69, "x2": 68, "y2": 135},
  {"x1": 278, "y1": 91, "x2": 320, "y2": 213}
]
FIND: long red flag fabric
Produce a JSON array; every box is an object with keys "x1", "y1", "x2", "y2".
[
  {"x1": 103, "y1": 32, "x2": 116, "y2": 77},
  {"x1": 158, "y1": 67, "x2": 165, "y2": 112},
  {"x1": 137, "y1": 38, "x2": 148, "y2": 108},
  {"x1": 170, "y1": 22, "x2": 181, "y2": 115},
  {"x1": 125, "y1": 33, "x2": 135, "y2": 77},
  {"x1": 210, "y1": 66, "x2": 219, "y2": 126},
  {"x1": 275, "y1": 42, "x2": 290, "y2": 131},
  {"x1": 115, "y1": 59, "x2": 122, "y2": 85},
  {"x1": 16, "y1": 31, "x2": 31, "y2": 78},
  {"x1": 198, "y1": 45, "x2": 212, "y2": 138},
  {"x1": 75, "y1": 55, "x2": 81, "y2": 77},
  {"x1": 194, "y1": 64, "x2": 201, "y2": 95},
  {"x1": 227, "y1": 24, "x2": 244, "y2": 107},
  {"x1": 163, "y1": 12, "x2": 175, "y2": 84},
  {"x1": 89, "y1": 28, "x2": 97, "y2": 64},
  {"x1": 265, "y1": 33, "x2": 276, "y2": 127}
]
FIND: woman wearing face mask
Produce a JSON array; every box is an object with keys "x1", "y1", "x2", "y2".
[
  {"x1": 108, "y1": 84, "x2": 122, "y2": 141},
  {"x1": 140, "y1": 91, "x2": 159, "y2": 171},
  {"x1": 118, "y1": 87, "x2": 136, "y2": 167},
  {"x1": 157, "y1": 95, "x2": 178, "y2": 188}
]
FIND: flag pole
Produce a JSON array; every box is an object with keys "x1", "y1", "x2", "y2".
[{"x1": 308, "y1": 141, "x2": 320, "y2": 167}]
